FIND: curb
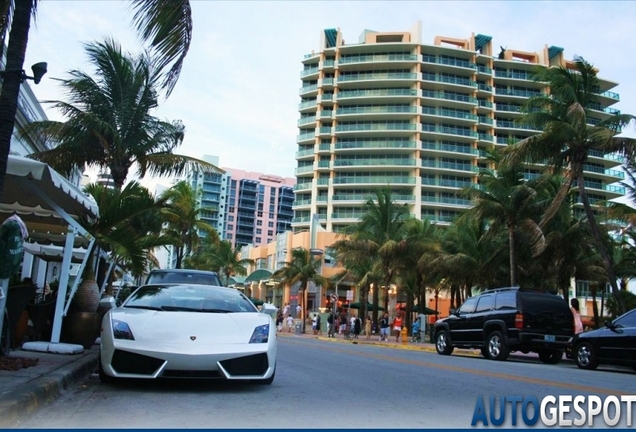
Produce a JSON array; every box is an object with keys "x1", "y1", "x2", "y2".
[{"x1": 0, "y1": 351, "x2": 99, "y2": 428}]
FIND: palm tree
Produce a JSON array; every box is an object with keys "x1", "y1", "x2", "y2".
[
  {"x1": 341, "y1": 189, "x2": 410, "y2": 324},
  {"x1": 503, "y1": 58, "x2": 636, "y2": 314},
  {"x1": 460, "y1": 149, "x2": 544, "y2": 286},
  {"x1": 272, "y1": 247, "x2": 329, "y2": 333},
  {"x1": 79, "y1": 181, "x2": 170, "y2": 302},
  {"x1": 160, "y1": 181, "x2": 219, "y2": 269},
  {"x1": 0, "y1": 0, "x2": 193, "y2": 201},
  {"x1": 188, "y1": 240, "x2": 254, "y2": 286},
  {"x1": 331, "y1": 238, "x2": 383, "y2": 322},
  {"x1": 24, "y1": 39, "x2": 220, "y2": 190}
]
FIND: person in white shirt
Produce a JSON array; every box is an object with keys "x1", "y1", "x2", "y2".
[
  {"x1": 296, "y1": 304, "x2": 301, "y2": 317},
  {"x1": 286, "y1": 315, "x2": 294, "y2": 333}
]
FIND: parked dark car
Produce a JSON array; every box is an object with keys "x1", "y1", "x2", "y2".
[
  {"x1": 434, "y1": 287, "x2": 574, "y2": 363},
  {"x1": 571, "y1": 308, "x2": 636, "y2": 372},
  {"x1": 145, "y1": 269, "x2": 222, "y2": 287}
]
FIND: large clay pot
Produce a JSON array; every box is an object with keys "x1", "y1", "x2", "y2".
[
  {"x1": 62, "y1": 312, "x2": 101, "y2": 349},
  {"x1": 74, "y1": 279, "x2": 100, "y2": 313}
]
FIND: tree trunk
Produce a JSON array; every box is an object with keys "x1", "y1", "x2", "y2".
[
  {"x1": 508, "y1": 223, "x2": 516, "y2": 286},
  {"x1": 0, "y1": 0, "x2": 34, "y2": 203},
  {"x1": 371, "y1": 280, "x2": 379, "y2": 327},
  {"x1": 359, "y1": 285, "x2": 368, "y2": 323},
  {"x1": 577, "y1": 169, "x2": 625, "y2": 314},
  {"x1": 591, "y1": 283, "x2": 599, "y2": 329},
  {"x1": 175, "y1": 246, "x2": 183, "y2": 269}
]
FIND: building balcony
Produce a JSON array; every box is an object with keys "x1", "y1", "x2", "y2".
[
  {"x1": 421, "y1": 178, "x2": 475, "y2": 189},
  {"x1": 292, "y1": 216, "x2": 311, "y2": 223},
  {"x1": 299, "y1": 100, "x2": 317, "y2": 111},
  {"x1": 295, "y1": 165, "x2": 314, "y2": 175},
  {"x1": 300, "y1": 84, "x2": 319, "y2": 95},
  {"x1": 422, "y1": 73, "x2": 477, "y2": 88},
  {"x1": 420, "y1": 160, "x2": 479, "y2": 173},
  {"x1": 494, "y1": 70, "x2": 533, "y2": 81},
  {"x1": 295, "y1": 148, "x2": 315, "y2": 159},
  {"x1": 338, "y1": 53, "x2": 418, "y2": 65},
  {"x1": 421, "y1": 195, "x2": 471, "y2": 206},
  {"x1": 421, "y1": 124, "x2": 478, "y2": 140},
  {"x1": 336, "y1": 123, "x2": 417, "y2": 133},
  {"x1": 316, "y1": 178, "x2": 330, "y2": 186},
  {"x1": 494, "y1": 88, "x2": 541, "y2": 99},
  {"x1": 333, "y1": 176, "x2": 416, "y2": 185},
  {"x1": 334, "y1": 158, "x2": 417, "y2": 168},
  {"x1": 337, "y1": 88, "x2": 418, "y2": 100},
  {"x1": 477, "y1": 65, "x2": 493, "y2": 75},
  {"x1": 300, "y1": 67, "x2": 319, "y2": 78},
  {"x1": 588, "y1": 150, "x2": 624, "y2": 163},
  {"x1": 421, "y1": 54, "x2": 476, "y2": 71},
  {"x1": 421, "y1": 90, "x2": 477, "y2": 106},
  {"x1": 318, "y1": 110, "x2": 333, "y2": 118},
  {"x1": 338, "y1": 72, "x2": 418, "y2": 84},
  {"x1": 336, "y1": 105, "x2": 417, "y2": 116},
  {"x1": 421, "y1": 140, "x2": 479, "y2": 155},
  {"x1": 334, "y1": 139, "x2": 416, "y2": 151},
  {"x1": 298, "y1": 116, "x2": 317, "y2": 126},
  {"x1": 421, "y1": 107, "x2": 477, "y2": 122},
  {"x1": 318, "y1": 143, "x2": 331, "y2": 152},
  {"x1": 294, "y1": 182, "x2": 312, "y2": 191},
  {"x1": 297, "y1": 131, "x2": 315, "y2": 143}
]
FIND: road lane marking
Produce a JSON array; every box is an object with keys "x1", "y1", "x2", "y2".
[{"x1": 280, "y1": 338, "x2": 629, "y2": 396}]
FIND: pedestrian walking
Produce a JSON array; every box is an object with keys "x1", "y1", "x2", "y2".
[
  {"x1": 393, "y1": 313, "x2": 403, "y2": 343},
  {"x1": 286, "y1": 315, "x2": 294, "y2": 333},
  {"x1": 379, "y1": 312, "x2": 390, "y2": 341},
  {"x1": 312, "y1": 314, "x2": 318, "y2": 335},
  {"x1": 571, "y1": 298, "x2": 584, "y2": 334},
  {"x1": 276, "y1": 313, "x2": 283, "y2": 332},
  {"x1": 365, "y1": 315, "x2": 372, "y2": 339},
  {"x1": 327, "y1": 314, "x2": 334, "y2": 337},
  {"x1": 354, "y1": 315, "x2": 361, "y2": 339},
  {"x1": 316, "y1": 314, "x2": 322, "y2": 335}
]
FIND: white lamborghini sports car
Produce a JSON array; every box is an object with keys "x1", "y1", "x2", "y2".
[{"x1": 99, "y1": 284, "x2": 277, "y2": 384}]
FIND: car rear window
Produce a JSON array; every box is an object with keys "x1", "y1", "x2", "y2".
[
  {"x1": 518, "y1": 292, "x2": 569, "y2": 313},
  {"x1": 146, "y1": 271, "x2": 221, "y2": 286},
  {"x1": 495, "y1": 292, "x2": 517, "y2": 310}
]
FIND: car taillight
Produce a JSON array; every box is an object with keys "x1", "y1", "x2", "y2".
[{"x1": 515, "y1": 313, "x2": 524, "y2": 329}]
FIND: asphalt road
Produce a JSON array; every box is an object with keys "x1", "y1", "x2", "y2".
[{"x1": 18, "y1": 337, "x2": 636, "y2": 429}]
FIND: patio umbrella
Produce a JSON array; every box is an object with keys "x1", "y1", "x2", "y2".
[
  {"x1": 348, "y1": 302, "x2": 385, "y2": 311},
  {"x1": 398, "y1": 305, "x2": 438, "y2": 315},
  {"x1": 249, "y1": 297, "x2": 264, "y2": 306}
]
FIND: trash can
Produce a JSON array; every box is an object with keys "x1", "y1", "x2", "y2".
[{"x1": 295, "y1": 321, "x2": 302, "y2": 335}]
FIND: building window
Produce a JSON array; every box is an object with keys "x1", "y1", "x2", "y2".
[
  {"x1": 227, "y1": 233, "x2": 233, "y2": 239},
  {"x1": 268, "y1": 230, "x2": 273, "y2": 236},
  {"x1": 269, "y1": 213, "x2": 274, "y2": 219},
  {"x1": 268, "y1": 221, "x2": 274, "y2": 227},
  {"x1": 258, "y1": 211, "x2": 263, "y2": 217},
  {"x1": 256, "y1": 229, "x2": 262, "y2": 234},
  {"x1": 256, "y1": 237, "x2": 261, "y2": 243},
  {"x1": 227, "y1": 224, "x2": 234, "y2": 230},
  {"x1": 228, "y1": 215, "x2": 234, "y2": 222},
  {"x1": 257, "y1": 220, "x2": 263, "y2": 226}
]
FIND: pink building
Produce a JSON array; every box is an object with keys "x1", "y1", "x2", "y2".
[{"x1": 223, "y1": 168, "x2": 295, "y2": 248}]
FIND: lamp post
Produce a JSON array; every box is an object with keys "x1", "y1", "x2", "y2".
[{"x1": 0, "y1": 62, "x2": 48, "y2": 84}]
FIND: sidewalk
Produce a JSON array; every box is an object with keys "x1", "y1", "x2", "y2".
[{"x1": 0, "y1": 345, "x2": 99, "y2": 428}]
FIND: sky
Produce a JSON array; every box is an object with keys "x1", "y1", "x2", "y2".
[{"x1": 20, "y1": 0, "x2": 636, "y2": 190}]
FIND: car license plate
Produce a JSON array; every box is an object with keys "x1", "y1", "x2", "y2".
[{"x1": 544, "y1": 335, "x2": 555, "y2": 342}]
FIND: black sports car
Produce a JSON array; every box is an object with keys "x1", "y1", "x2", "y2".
[{"x1": 570, "y1": 308, "x2": 636, "y2": 372}]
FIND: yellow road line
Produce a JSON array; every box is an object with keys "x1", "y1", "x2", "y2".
[{"x1": 281, "y1": 337, "x2": 629, "y2": 396}]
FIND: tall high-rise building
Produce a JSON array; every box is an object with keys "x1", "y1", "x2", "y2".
[
  {"x1": 178, "y1": 155, "x2": 295, "y2": 260},
  {"x1": 293, "y1": 23, "x2": 625, "y2": 232},
  {"x1": 224, "y1": 168, "x2": 295, "y2": 248}
]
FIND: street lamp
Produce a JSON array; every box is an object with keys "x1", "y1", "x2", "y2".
[{"x1": 0, "y1": 62, "x2": 48, "y2": 84}]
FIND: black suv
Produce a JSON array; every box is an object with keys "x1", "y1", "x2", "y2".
[{"x1": 434, "y1": 287, "x2": 574, "y2": 363}]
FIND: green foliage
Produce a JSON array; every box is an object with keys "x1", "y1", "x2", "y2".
[{"x1": 604, "y1": 290, "x2": 636, "y2": 319}]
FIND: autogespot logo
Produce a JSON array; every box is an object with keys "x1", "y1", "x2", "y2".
[{"x1": 471, "y1": 395, "x2": 636, "y2": 427}]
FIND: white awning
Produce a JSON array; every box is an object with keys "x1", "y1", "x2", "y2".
[{"x1": 2, "y1": 155, "x2": 98, "y2": 218}]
